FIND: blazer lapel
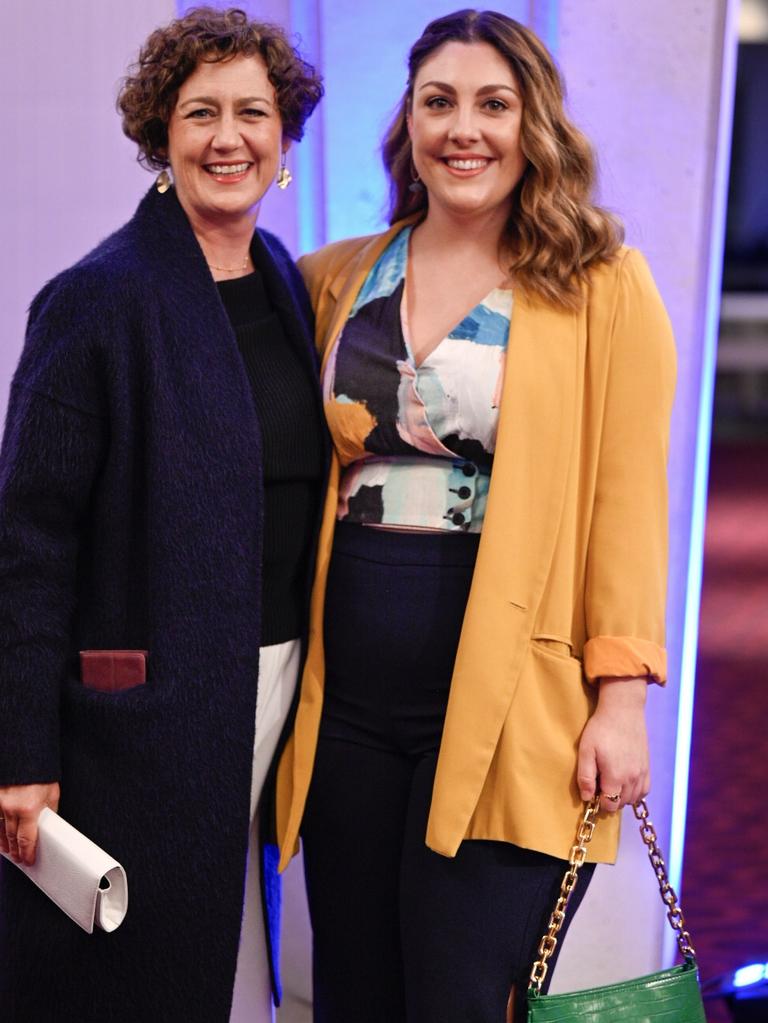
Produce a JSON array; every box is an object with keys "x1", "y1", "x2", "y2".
[
  {"x1": 429, "y1": 288, "x2": 583, "y2": 852},
  {"x1": 480, "y1": 288, "x2": 581, "y2": 609},
  {"x1": 317, "y1": 220, "x2": 419, "y2": 370}
]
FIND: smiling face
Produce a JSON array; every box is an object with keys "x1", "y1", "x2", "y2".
[
  {"x1": 407, "y1": 40, "x2": 526, "y2": 223},
  {"x1": 166, "y1": 53, "x2": 286, "y2": 227}
]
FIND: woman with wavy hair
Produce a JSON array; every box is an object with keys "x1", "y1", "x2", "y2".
[
  {"x1": 276, "y1": 8, "x2": 675, "y2": 1022},
  {"x1": 0, "y1": 7, "x2": 324, "y2": 1021}
]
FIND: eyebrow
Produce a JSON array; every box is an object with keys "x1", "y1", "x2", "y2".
[
  {"x1": 178, "y1": 95, "x2": 274, "y2": 108},
  {"x1": 418, "y1": 80, "x2": 520, "y2": 99}
]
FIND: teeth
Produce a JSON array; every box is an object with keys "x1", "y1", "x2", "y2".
[
  {"x1": 446, "y1": 159, "x2": 488, "y2": 170},
  {"x1": 206, "y1": 163, "x2": 250, "y2": 175}
]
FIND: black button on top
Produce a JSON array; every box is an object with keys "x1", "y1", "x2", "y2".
[
  {"x1": 451, "y1": 512, "x2": 466, "y2": 526},
  {"x1": 456, "y1": 485, "x2": 471, "y2": 500},
  {"x1": 462, "y1": 463, "x2": 477, "y2": 477}
]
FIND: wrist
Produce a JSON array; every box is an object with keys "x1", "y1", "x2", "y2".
[{"x1": 596, "y1": 676, "x2": 648, "y2": 708}]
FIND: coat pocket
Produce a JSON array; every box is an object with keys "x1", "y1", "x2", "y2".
[{"x1": 79, "y1": 650, "x2": 148, "y2": 693}]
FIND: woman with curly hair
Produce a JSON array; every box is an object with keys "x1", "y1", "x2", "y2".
[
  {"x1": 276, "y1": 9, "x2": 675, "y2": 1021},
  {"x1": 0, "y1": 7, "x2": 323, "y2": 1021}
]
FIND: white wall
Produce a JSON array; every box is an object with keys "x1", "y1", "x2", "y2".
[{"x1": 1, "y1": 0, "x2": 175, "y2": 415}]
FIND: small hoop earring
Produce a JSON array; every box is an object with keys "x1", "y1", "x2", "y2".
[
  {"x1": 155, "y1": 169, "x2": 172, "y2": 194},
  {"x1": 277, "y1": 153, "x2": 292, "y2": 190}
]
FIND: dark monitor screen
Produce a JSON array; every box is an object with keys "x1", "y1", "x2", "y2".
[{"x1": 723, "y1": 43, "x2": 768, "y2": 291}]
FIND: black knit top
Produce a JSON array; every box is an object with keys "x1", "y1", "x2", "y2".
[{"x1": 217, "y1": 269, "x2": 323, "y2": 645}]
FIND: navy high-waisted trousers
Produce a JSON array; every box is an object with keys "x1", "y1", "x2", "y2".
[{"x1": 302, "y1": 523, "x2": 594, "y2": 1022}]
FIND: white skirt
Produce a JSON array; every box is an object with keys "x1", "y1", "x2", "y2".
[{"x1": 229, "y1": 638, "x2": 301, "y2": 1023}]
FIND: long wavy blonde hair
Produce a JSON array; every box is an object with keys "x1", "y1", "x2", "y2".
[{"x1": 382, "y1": 9, "x2": 623, "y2": 309}]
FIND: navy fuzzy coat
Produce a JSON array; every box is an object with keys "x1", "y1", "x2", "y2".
[{"x1": 0, "y1": 185, "x2": 321, "y2": 1021}]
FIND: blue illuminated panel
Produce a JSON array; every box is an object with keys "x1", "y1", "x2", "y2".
[
  {"x1": 290, "y1": 0, "x2": 326, "y2": 253},
  {"x1": 662, "y1": 0, "x2": 740, "y2": 966},
  {"x1": 311, "y1": 0, "x2": 529, "y2": 243}
]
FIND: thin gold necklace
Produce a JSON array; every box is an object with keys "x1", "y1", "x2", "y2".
[{"x1": 207, "y1": 254, "x2": 250, "y2": 273}]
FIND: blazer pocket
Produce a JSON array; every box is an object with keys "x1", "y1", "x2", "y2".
[
  {"x1": 79, "y1": 650, "x2": 148, "y2": 693},
  {"x1": 531, "y1": 634, "x2": 577, "y2": 663}
]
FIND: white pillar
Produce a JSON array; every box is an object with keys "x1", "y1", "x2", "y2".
[{"x1": 550, "y1": 0, "x2": 738, "y2": 988}]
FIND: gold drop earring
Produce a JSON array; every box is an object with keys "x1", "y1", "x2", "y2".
[
  {"x1": 276, "y1": 153, "x2": 292, "y2": 190},
  {"x1": 408, "y1": 157, "x2": 424, "y2": 194},
  {"x1": 155, "y1": 169, "x2": 172, "y2": 194}
]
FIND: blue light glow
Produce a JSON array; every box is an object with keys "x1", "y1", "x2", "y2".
[
  {"x1": 663, "y1": 0, "x2": 740, "y2": 965},
  {"x1": 733, "y1": 964, "x2": 768, "y2": 988},
  {"x1": 533, "y1": 0, "x2": 560, "y2": 52},
  {"x1": 291, "y1": 0, "x2": 327, "y2": 252}
]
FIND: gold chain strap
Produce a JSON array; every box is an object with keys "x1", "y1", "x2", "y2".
[
  {"x1": 633, "y1": 800, "x2": 697, "y2": 960},
  {"x1": 528, "y1": 798, "x2": 697, "y2": 994}
]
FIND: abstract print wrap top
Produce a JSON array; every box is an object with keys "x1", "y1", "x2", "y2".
[{"x1": 321, "y1": 226, "x2": 513, "y2": 532}]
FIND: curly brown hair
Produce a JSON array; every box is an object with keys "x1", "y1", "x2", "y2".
[
  {"x1": 118, "y1": 6, "x2": 323, "y2": 171},
  {"x1": 383, "y1": 9, "x2": 623, "y2": 309}
]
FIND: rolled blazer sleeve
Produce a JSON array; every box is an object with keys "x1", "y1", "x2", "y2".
[{"x1": 582, "y1": 249, "x2": 676, "y2": 684}]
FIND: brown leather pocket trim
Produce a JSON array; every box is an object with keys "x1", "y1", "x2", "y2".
[{"x1": 79, "y1": 650, "x2": 148, "y2": 693}]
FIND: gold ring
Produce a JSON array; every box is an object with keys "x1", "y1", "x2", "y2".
[{"x1": 605, "y1": 793, "x2": 621, "y2": 803}]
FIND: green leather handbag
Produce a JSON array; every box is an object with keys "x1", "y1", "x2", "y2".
[{"x1": 526, "y1": 799, "x2": 706, "y2": 1022}]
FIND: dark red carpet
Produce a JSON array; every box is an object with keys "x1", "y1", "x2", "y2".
[{"x1": 683, "y1": 441, "x2": 768, "y2": 1022}]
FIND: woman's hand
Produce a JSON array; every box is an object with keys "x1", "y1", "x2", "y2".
[
  {"x1": 577, "y1": 678, "x2": 649, "y2": 812},
  {"x1": 0, "y1": 783, "x2": 60, "y2": 866}
]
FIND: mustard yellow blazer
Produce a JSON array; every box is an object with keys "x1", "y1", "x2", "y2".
[{"x1": 277, "y1": 221, "x2": 676, "y2": 869}]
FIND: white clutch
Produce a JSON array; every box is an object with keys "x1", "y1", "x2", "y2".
[{"x1": 1, "y1": 807, "x2": 128, "y2": 933}]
